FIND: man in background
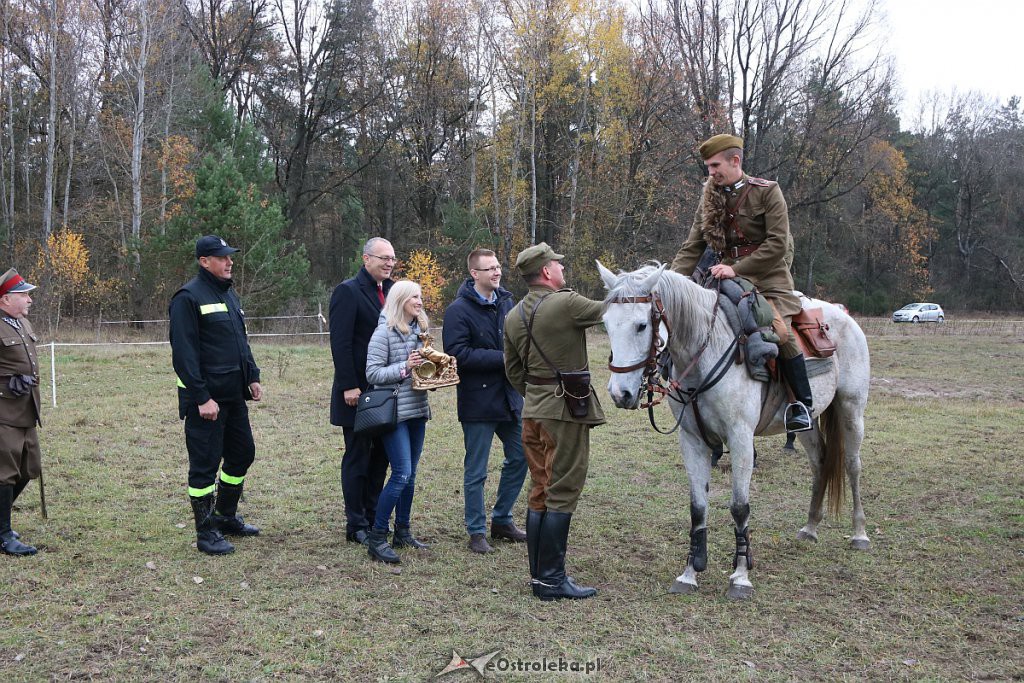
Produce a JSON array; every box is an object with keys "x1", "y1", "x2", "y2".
[
  {"x1": 170, "y1": 236, "x2": 263, "y2": 556},
  {"x1": 443, "y1": 248, "x2": 528, "y2": 555},
  {"x1": 330, "y1": 237, "x2": 396, "y2": 545}
]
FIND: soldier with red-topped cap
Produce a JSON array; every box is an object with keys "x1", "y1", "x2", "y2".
[
  {"x1": 0, "y1": 268, "x2": 43, "y2": 556},
  {"x1": 169, "y1": 235, "x2": 263, "y2": 555}
]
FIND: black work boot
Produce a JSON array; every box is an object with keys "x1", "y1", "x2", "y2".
[
  {"x1": 526, "y1": 509, "x2": 544, "y2": 581},
  {"x1": 392, "y1": 524, "x2": 429, "y2": 549},
  {"x1": 532, "y1": 511, "x2": 597, "y2": 601},
  {"x1": 190, "y1": 494, "x2": 235, "y2": 555},
  {"x1": 366, "y1": 527, "x2": 400, "y2": 564},
  {"x1": 213, "y1": 481, "x2": 260, "y2": 537},
  {"x1": 0, "y1": 485, "x2": 35, "y2": 556},
  {"x1": 781, "y1": 354, "x2": 814, "y2": 433}
]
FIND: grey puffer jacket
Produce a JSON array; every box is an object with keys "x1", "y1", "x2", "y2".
[{"x1": 365, "y1": 314, "x2": 431, "y2": 423}]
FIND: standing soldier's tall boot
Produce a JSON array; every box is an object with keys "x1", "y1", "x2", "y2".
[{"x1": 532, "y1": 510, "x2": 596, "y2": 601}]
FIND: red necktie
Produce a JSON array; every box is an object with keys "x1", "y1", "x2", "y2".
[{"x1": 377, "y1": 284, "x2": 385, "y2": 307}]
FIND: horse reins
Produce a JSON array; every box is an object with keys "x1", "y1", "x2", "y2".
[{"x1": 606, "y1": 282, "x2": 740, "y2": 438}]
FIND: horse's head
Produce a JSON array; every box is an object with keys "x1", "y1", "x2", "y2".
[{"x1": 598, "y1": 260, "x2": 667, "y2": 410}]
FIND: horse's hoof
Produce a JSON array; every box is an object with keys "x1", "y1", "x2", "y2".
[
  {"x1": 669, "y1": 579, "x2": 698, "y2": 594},
  {"x1": 726, "y1": 582, "x2": 753, "y2": 600},
  {"x1": 850, "y1": 538, "x2": 871, "y2": 551},
  {"x1": 796, "y1": 530, "x2": 818, "y2": 543}
]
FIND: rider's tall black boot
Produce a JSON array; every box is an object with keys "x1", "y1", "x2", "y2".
[
  {"x1": 526, "y1": 508, "x2": 544, "y2": 581},
  {"x1": 0, "y1": 485, "x2": 36, "y2": 556},
  {"x1": 532, "y1": 511, "x2": 597, "y2": 601},
  {"x1": 213, "y1": 481, "x2": 260, "y2": 536},
  {"x1": 781, "y1": 353, "x2": 813, "y2": 432},
  {"x1": 191, "y1": 494, "x2": 235, "y2": 555}
]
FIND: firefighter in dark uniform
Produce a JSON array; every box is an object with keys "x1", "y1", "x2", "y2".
[
  {"x1": 170, "y1": 235, "x2": 263, "y2": 555},
  {"x1": 503, "y1": 243, "x2": 606, "y2": 601},
  {"x1": 671, "y1": 134, "x2": 813, "y2": 432},
  {"x1": 0, "y1": 269, "x2": 42, "y2": 556}
]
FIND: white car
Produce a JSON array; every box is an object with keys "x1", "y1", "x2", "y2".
[{"x1": 892, "y1": 302, "x2": 944, "y2": 323}]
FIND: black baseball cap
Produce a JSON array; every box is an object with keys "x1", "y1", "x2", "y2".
[{"x1": 195, "y1": 235, "x2": 241, "y2": 258}]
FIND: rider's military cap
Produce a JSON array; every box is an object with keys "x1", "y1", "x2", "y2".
[{"x1": 699, "y1": 134, "x2": 744, "y2": 160}]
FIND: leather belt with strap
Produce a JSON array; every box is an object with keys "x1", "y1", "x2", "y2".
[
  {"x1": 526, "y1": 374, "x2": 560, "y2": 385},
  {"x1": 724, "y1": 242, "x2": 760, "y2": 259}
]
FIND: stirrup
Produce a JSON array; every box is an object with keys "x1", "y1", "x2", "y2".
[{"x1": 785, "y1": 401, "x2": 813, "y2": 433}]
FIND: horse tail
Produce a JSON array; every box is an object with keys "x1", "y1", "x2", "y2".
[{"x1": 820, "y1": 403, "x2": 846, "y2": 518}]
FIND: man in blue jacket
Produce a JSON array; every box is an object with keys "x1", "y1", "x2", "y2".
[
  {"x1": 330, "y1": 238, "x2": 395, "y2": 545},
  {"x1": 443, "y1": 248, "x2": 528, "y2": 554}
]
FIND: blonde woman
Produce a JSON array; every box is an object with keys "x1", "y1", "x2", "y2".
[{"x1": 364, "y1": 280, "x2": 432, "y2": 563}]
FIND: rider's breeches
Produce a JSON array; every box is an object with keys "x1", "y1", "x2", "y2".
[{"x1": 765, "y1": 294, "x2": 802, "y2": 359}]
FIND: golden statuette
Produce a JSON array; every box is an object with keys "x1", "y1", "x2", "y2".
[{"x1": 412, "y1": 332, "x2": 460, "y2": 390}]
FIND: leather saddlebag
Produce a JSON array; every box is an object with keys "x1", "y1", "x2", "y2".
[{"x1": 792, "y1": 308, "x2": 836, "y2": 358}]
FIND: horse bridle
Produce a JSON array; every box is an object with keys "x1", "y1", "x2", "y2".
[{"x1": 606, "y1": 283, "x2": 740, "y2": 437}]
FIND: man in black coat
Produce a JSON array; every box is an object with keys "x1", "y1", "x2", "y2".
[
  {"x1": 442, "y1": 248, "x2": 528, "y2": 554},
  {"x1": 330, "y1": 237, "x2": 395, "y2": 544}
]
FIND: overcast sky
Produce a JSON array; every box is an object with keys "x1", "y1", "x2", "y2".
[{"x1": 880, "y1": 0, "x2": 1024, "y2": 126}]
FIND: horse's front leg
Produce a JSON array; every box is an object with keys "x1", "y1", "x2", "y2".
[
  {"x1": 727, "y1": 439, "x2": 756, "y2": 600},
  {"x1": 670, "y1": 431, "x2": 712, "y2": 595}
]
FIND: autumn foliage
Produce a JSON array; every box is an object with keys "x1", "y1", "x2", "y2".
[{"x1": 397, "y1": 250, "x2": 448, "y2": 317}]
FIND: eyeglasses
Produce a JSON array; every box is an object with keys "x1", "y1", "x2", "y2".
[
  {"x1": 472, "y1": 265, "x2": 502, "y2": 273},
  {"x1": 367, "y1": 254, "x2": 397, "y2": 263}
]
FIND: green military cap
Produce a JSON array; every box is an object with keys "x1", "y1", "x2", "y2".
[
  {"x1": 515, "y1": 242, "x2": 565, "y2": 276},
  {"x1": 0, "y1": 268, "x2": 36, "y2": 297},
  {"x1": 699, "y1": 134, "x2": 744, "y2": 160}
]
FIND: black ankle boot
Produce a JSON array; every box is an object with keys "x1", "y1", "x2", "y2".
[
  {"x1": 392, "y1": 524, "x2": 429, "y2": 549},
  {"x1": 213, "y1": 481, "x2": 260, "y2": 536},
  {"x1": 0, "y1": 485, "x2": 35, "y2": 556},
  {"x1": 190, "y1": 494, "x2": 234, "y2": 555},
  {"x1": 781, "y1": 354, "x2": 814, "y2": 432},
  {"x1": 526, "y1": 509, "x2": 544, "y2": 581},
  {"x1": 532, "y1": 511, "x2": 596, "y2": 601},
  {"x1": 367, "y1": 528, "x2": 400, "y2": 564}
]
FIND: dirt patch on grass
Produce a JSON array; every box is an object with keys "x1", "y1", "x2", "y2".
[{"x1": 869, "y1": 376, "x2": 1007, "y2": 401}]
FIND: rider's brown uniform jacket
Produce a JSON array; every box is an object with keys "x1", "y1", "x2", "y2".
[{"x1": 670, "y1": 174, "x2": 802, "y2": 321}]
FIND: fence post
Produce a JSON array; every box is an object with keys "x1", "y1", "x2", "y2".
[
  {"x1": 50, "y1": 341, "x2": 57, "y2": 407},
  {"x1": 318, "y1": 302, "x2": 324, "y2": 344}
]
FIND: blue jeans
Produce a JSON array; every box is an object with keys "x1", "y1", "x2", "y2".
[
  {"x1": 374, "y1": 418, "x2": 427, "y2": 532},
  {"x1": 462, "y1": 420, "x2": 528, "y2": 536}
]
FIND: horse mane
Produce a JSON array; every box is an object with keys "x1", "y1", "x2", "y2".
[{"x1": 602, "y1": 263, "x2": 725, "y2": 351}]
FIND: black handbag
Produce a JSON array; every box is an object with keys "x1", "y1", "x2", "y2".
[{"x1": 353, "y1": 386, "x2": 399, "y2": 437}]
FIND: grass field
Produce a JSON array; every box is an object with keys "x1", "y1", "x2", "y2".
[{"x1": 1, "y1": 331, "x2": 1022, "y2": 681}]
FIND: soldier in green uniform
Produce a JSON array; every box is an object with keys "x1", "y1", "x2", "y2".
[
  {"x1": 0, "y1": 269, "x2": 43, "y2": 556},
  {"x1": 671, "y1": 134, "x2": 812, "y2": 432},
  {"x1": 503, "y1": 243, "x2": 605, "y2": 601}
]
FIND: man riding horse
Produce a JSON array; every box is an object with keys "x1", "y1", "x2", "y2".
[{"x1": 670, "y1": 134, "x2": 812, "y2": 433}]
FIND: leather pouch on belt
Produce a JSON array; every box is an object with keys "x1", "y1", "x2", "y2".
[{"x1": 558, "y1": 371, "x2": 592, "y2": 419}]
